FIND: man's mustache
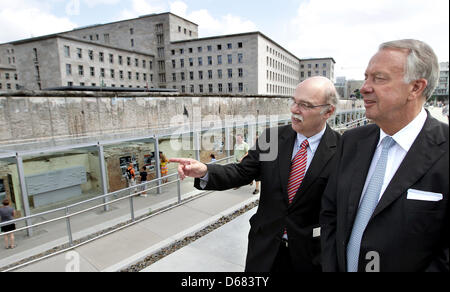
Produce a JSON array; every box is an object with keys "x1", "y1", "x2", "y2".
[{"x1": 292, "y1": 114, "x2": 304, "y2": 122}]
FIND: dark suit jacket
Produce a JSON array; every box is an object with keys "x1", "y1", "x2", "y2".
[
  {"x1": 320, "y1": 113, "x2": 449, "y2": 272},
  {"x1": 194, "y1": 124, "x2": 341, "y2": 272}
]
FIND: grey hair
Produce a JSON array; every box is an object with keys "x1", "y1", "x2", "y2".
[
  {"x1": 379, "y1": 39, "x2": 439, "y2": 100},
  {"x1": 320, "y1": 85, "x2": 340, "y2": 115}
]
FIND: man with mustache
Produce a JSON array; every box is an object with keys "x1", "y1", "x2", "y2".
[
  {"x1": 170, "y1": 76, "x2": 341, "y2": 272},
  {"x1": 320, "y1": 39, "x2": 449, "y2": 272}
]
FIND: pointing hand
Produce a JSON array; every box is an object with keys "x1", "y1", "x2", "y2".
[{"x1": 169, "y1": 158, "x2": 208, "y2": 180}]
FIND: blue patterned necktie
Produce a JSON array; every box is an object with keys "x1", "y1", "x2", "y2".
[{"x1": 346, "y1": 136, "x2": 396, "y2": 272}]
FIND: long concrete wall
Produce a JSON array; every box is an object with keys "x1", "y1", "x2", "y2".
[{"x1": 0, "y1": 92, "x2": 293, "y2": 145}]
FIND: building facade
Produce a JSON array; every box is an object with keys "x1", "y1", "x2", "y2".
[
  {"x1": 299, "y1": 57, "x2": 336, "y2": 83},
  {"x1": 0, "y1": 12, "x2": 334, "y2": 96},
  {"x1": 12, "y1": 35, "x2": 156, "y2": 90},
  {"x1": 433, "y1": 62, "x2": 449, "y2": 100}
]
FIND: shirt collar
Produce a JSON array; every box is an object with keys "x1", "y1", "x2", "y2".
[
  {"x1": 296, "y1": 124, "x2": 327, "y2": 154},
  {"x1": 379, "y1": 108, "x2": 427, "y2": 151}
]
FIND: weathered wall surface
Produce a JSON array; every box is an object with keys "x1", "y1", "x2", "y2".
[{"x1": 0, "y1": 92, "x2": 292, "y2": 145}]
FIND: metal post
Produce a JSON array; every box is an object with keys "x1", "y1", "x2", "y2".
[
  {"x1": 129, "y1": 195, "x2": 135, "y2": 221},
  {"x1": 154, "y1": 136, "x2": 161, "y2": 195},
  {"x1": 98, "y1": 144, "x2": 109, "y2": 212},
  {"x1": 225, "y1": 127, "x2": 231, "y2": 158},
  {"x1": 16, "y1": 154, "x2": 33, "y2": 236},
  {"x1": 177, "y1": 174, "x2": 182, "y2": 204},
  {"x1": 194, "y1": 131, "x2": 200, "y2": 162},
  {"x1": 65, "y1": 207, "x2": 73, "y2": 246}
]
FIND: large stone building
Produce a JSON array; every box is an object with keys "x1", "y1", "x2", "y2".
[
  {"x1": 299, "y1": 57, "x2": 336, "y2": 83},
  {"x1": 434, "y1": 62, "x2": 449, "y2": 101},
  {"x1": 0, "y1": 12, "x2": 335, "y2": 95}
]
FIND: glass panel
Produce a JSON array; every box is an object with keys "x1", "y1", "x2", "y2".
[{"x1": 0, "y1": 157, "x2": 19, "y2": 213}]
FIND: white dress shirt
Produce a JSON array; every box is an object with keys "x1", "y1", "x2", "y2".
[
  {"x1": 360, "y1": 108, "x2": 427, "y2": 204},
  {"x1": 292, "y1": 124, "x2": 326, "y2": 168}
]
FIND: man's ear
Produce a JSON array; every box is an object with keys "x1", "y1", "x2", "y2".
[
  {"x1": 409, "y1": 78, "x2": 428, "y2": 100},
  {"x1": 323, "y1": 105, "x2": 336, "y2": 119}
]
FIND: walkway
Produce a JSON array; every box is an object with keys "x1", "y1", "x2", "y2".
[{"x1": 8, "y1": 184, "x2": 258, "y2": 272}]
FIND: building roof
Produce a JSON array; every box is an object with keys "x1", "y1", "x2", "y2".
[
  {"x1": 299, "y1": 57, "x2": 336, "y2": 64},
  {"x1": 172, "y1": 31, "x2": 301, "y2": 62},
  {"x1": 9, "y1": 35, "x2": 154, "y2": 57}
]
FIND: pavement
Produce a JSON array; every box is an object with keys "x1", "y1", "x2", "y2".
[{"x1": 5, "y1": 182, "x2": 259, "y2": 272}]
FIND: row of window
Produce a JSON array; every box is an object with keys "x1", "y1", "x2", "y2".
[
  {"x1": 62, "y1": 46, "x2": 153, "y2": 69},
  {"x1": 177, "y1": 25, "x2": 193, "y2": 37},
  {"x1": 266, "y1": 57, "x2": 298, "y2": 76},
  {"x1": 300, "y1": 70, "x2": 328, "y2": 78},
  {"x1": 65, "y1": 64, "x2": 154, "y2": 82},
  {"x1": 0, "y1": 83, "x2": 20, "y2": 90},
  {"x1": 171, "y1": 42, "x2": 243, "y2": 56},
  {"x1": 171, "y1": 53, "x2": 244, "y2": 69},
  {"x1": 267, "y1": 84, "x2": 295, "y2": 96},
  {"x1": 170, "y1": 68, "x2": 244, "y2": 82},
  {"x1": 301, "y1": 63, "x2": 328, "y2": 69},
  {"x1": 66, "y1": 82, "x2": 154, "y2": 89},
  {"x1": 266, "y1": 45, "x2": 297, "y2": 67},
  {"x1": 176, "y1": 82, "x2": 245, "y2": 94},
  {"x1": 81, "y1": 32, "x2": 135, "y2": 47},
  {"x1": 0, "y1": 56, "x2": 16, "y2": 65},
  {"x1": 266, "y1": 70, "x2": 298, "y2": 86},
  {"x1": 0, "y1": 72, "x2": 18, "y2": 80}
]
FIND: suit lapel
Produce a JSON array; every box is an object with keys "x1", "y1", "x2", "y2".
[
  {"x1": 278, "y1": 126, "x2": 297, "y2": 204},
  {"x1": 345, "y1": 128, "x2": 379, "y2": 238},
  {"x1": 372, "y1": 115, "x2": 447, "y2": 218},
  {"x1": 290, "y1": 125, "x2": 337, "y2": 207}
]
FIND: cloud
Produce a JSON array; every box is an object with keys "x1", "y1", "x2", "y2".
[
  {"x1": 286, "y1": 0, "x2": 449, "y2": 80},
  {"x1": 169, "y1": 1, "x2": 257, "y2": 37},
  {"x1": 118, "y1": 0, "x2": 167, "y2": 20},
  {"x1": 0, "y1": 0, "x2": 77, "y2": 43},
  {"x1": 82, "y1": 0, "x2": 121, "y2": 8}
]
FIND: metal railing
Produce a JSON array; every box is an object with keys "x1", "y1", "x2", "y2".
[
  {"x1": 334, "y1": 117, "x2": 370, "y2": 131},
  {"x1": 0, "y1": 156, "x2": 233, "y2": 270}
]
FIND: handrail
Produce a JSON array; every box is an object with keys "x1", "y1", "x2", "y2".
[
  {"x1": 0, "y1": 155, "x2": 234, "y2": 249},
  {"x1": 334, "y1": 117, "x2": 369, "y2": 130}
]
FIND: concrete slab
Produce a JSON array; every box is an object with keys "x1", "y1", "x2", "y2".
[
  {"x1": 15, "y1": 251, "x2": 98, "y2": 272},
  {"x1": 75, "y1": 224, "x2": 164, "y2": 271},
  {"x1": 189, "y1": 208, "x2": 256, "y2": 268},
  {"x1": 138, "y1": 205, "x2": 211, "y2": 239},
  {"x1": 184, "y1": 189, "x2": 251, "y2": 216},
  {"x1": 142, "y1": 208, "x2": 256, "y2": 272},
  {"x1": 142, "y1": 245, "x2": 244, "y2": 272}
]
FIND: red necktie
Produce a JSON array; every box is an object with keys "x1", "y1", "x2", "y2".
[{"x1": 287, "y1": 139, "x2": 309, "y2": 204}]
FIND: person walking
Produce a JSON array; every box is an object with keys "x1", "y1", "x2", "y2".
[
  {"x1": 126, "y1": 163, "x2": 137, "y2": 194},
  {"x1": 160, "y1": 153, "x2": 169, "y2": 184},
  {"x1": 0, "y1": 199, "x2": 16, "y2": 249},
  {"x1": 233, "y1": 134, "x2": 249, "y2": 163},
  {"x1": 139, "y1": 166, "x2": 148, "y2": 197}
]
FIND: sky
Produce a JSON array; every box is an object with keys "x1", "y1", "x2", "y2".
[{"x1": 0, "y1": 0, "x2": 448, "y2": 80}]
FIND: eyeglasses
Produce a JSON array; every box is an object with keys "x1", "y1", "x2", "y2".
[{"x1": 290, "y1": 98, "x2": 330, "y2": 111}]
